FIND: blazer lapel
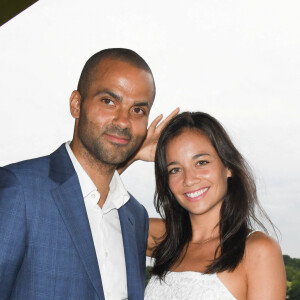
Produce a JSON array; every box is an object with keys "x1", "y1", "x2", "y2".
[
  {"x1": 119, "y1": 203, "x2": 143, "y2": 299},
  {"x1": 49, "y1": 145, "x2": 105, "y2": 300}
]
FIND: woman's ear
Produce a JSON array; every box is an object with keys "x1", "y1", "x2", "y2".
[
  {"x1": 70, "y1": 90, "x2": 81, "y2": 119},
  {"x1": 226, "y1": 168, "x2": 232, "y2": 178}
]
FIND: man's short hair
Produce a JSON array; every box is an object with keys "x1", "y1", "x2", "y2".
[{"x1": 77, "y1": 48, "x2": 155, "y2": 100}]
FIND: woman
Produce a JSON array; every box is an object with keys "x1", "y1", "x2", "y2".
[{"x1": 144, "y1": 112, "x2": 286, "y2": 299}]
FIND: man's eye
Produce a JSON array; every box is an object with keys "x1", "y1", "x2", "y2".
[
  {"x1": 102, "y1": 98, "x2": 114, "y2": 105},
  {"x1": 133, "y1": 107, "x2": 145, "y2": 115}
]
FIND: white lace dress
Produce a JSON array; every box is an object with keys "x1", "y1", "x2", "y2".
[{"x1": 144, "y1": 271, "x2": 236, "y2": 300}]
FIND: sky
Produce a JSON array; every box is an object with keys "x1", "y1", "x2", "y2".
[{"x1": 0, "y1": 0, "x2": 299, "y2": 257}]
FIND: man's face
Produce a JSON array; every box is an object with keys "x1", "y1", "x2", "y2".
[{"x1": 75, "y1": 58, "x2": 155, "y2": 166}]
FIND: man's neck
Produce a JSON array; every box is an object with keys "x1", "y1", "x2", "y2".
[{"x1": 70, "y1": 141, "x2": 116, "y2": 205}]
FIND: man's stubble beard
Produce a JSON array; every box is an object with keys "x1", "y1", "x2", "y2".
[{"x1": 77, "y1": 113, "x2": 144, "y2": 166}]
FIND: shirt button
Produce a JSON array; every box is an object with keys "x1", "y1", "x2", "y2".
[{"x1": 91, "y1": 194, "x2": 95, "y2": 198}]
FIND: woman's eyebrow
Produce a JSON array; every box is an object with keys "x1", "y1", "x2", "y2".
[
  {"x1": 192, "y1": 153, "x2": 210, "y2": 159},
  {"x1": 166, "y1": 154, "x2": 211, "y2": 167},
  {"x1": 166, "y1": 161, "x2": 179, "y2": 167}
]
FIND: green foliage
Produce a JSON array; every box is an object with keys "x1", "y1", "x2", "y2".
[
  {"x1": 283, "y1": 254, "x2": 291, "y2": 265},
  {"x1": 284, "y1": 255, "x2": 300, "y2": 270},
  {"x1": 289, "y1": 275, "x2": 300, "y2": 300},
  {"x1": 286, "y1": 265, "x2": 298, "y2": 282},
  {"x1": 145, "y1": 266, "x2": 152, "y2": 286},
  {"x1": 284, "y1": 255, "x2": 300, "y2": 299}
]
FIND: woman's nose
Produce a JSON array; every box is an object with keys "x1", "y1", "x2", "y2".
[{"x1": 183, "y1": 169, "x2": 200, "y2": 187}]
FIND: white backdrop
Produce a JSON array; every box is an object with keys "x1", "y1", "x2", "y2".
[{"x1": 1, "y1": 0, "x2": 299, "y2": 257}]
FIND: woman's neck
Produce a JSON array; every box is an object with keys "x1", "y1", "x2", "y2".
[{"x1": 189, "y1": 210, "x2": 220, "y2": 243}]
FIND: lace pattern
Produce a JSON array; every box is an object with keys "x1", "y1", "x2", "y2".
[{"x1": 144, "y1": 271, "x2": 236, "y2": 300}]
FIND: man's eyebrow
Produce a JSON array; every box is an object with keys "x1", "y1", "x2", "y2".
[
  {"x1": 134, "y1": 101, "x2": 150, "y2": 107},
  {"x1": 94, "y1": 89, "x2": 150, "y2": 107},
  {"x1": 95, "y1": 89, "x2": 122, "y2": 101}
]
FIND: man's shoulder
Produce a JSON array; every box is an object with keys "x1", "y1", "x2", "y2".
[
  {"x1": 128, "y1": 193, "x2": 144, "y2": 207},
  {"x1": 126, "y1": 193, "x2": 148, "y2": 216},
  {"x1": 3, "y1": 144, "x2": 67, "y2": 182},
  {"x1": 0, "y1": 167, "x2": 20, "y2": 188},
  {"x1": 5, "y1": 154, "x2": 50, "y2": 178}
]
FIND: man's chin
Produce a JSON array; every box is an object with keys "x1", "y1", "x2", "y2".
[
  {"x1": 97, "y1": 151, "x2": 133, "y2": 166},
  {"x1": 92, "y1": 140, "x2": 140, "y2": 166}
]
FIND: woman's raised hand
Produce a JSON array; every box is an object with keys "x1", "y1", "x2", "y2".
[
  {"x1": 118, "y1": 107, "x2": 179, "y2": 174},
  {"x1": 134, "y1": 107, "x2": 180, "y2": 162}
]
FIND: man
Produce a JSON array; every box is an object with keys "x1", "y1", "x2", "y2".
[{"x1": 0, "y1": 48, "x2": 156, "y2": 299}]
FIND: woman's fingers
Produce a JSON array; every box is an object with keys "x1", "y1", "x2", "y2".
[
  {"x1": 148, "y1": 107, "x2": 180, "y2": 133},
  {"x1": 156, "y1": 107, "x2": 180, "y2": 130}
]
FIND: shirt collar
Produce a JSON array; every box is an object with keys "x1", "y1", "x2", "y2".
[
  {"x1": 106, "y1": 169, "x2": 130, "y2": 211},
  {"x1": 65, "y1": 142, "x2": 130, "y2": 210},
  {"x1": 65, "y1": 142, "x2": 96, "y2": 198}
]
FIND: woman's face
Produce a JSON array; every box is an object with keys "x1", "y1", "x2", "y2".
[{"x1": 166, "y1": 128, "x2": 231, "y2": 217}]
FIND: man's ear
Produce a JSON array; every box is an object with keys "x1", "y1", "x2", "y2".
[{"x1": 70, "y1": 90, "x2": 81, "y2": 119}]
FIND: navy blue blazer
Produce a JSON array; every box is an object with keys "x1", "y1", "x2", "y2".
[{"x1": 0, "y1": 144, "x2": 149, "y2": 299}]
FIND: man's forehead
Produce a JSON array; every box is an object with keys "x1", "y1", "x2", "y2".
[
  {"x1": 90, "y1": 59, "x2": 154, "y2": 93},
  {"x1": 94, "y1": 57, "x2": 136, "y2": 71},
  {"x1": 93, "y1": 58, "x2": 152, "y2": 78}
]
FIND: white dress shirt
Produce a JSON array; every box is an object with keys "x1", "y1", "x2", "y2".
[{"x1": 66, "y1": 142, "x2": 129, "y2": 300}]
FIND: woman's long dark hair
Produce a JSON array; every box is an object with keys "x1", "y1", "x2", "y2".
[{"x1": 151, "y1": 112, "x2": 274, "y2": 278}]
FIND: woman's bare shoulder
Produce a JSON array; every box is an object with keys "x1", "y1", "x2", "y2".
[
  {"x1": 246, "y1": 231, "x2": 281, "y2": 258},
  {"x1": 244, "y1": 231, "x2": 286, "y2": 300}
]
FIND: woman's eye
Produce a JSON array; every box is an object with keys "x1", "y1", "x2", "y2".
[
  {"x1": 168, "y1": 168, "x2": 180, "y2": 174},
  {"x1": 197, "y1": 160, "x2": 208, "y2": 166}
]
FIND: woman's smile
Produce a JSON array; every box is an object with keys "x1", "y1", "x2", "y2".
[{"x1": 184, "y1": 187, "x2": 209, "y2": 201}]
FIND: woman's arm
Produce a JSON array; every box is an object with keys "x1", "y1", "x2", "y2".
[
  {"x1": 246, "y1": 232, "x2": 286, "y2": 300},
  {"x1": 146, "y1": 218, "x2": 166, "y2": 257},
  {"x1": 118, "y1": 108, "x2": 179, "y2": 174}
]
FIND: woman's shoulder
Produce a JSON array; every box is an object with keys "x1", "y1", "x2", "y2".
[
  {"x1": 243, "y1": 233, "x2": 286, "y2": 298},
  {"x1": 245, "y1": 231, "x2": 281, "y2": 259},
  {"x1": 244, "y1": 231, "x2": 284, "y2": 279}
]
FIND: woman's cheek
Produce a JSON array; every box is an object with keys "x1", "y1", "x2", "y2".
[
  {"x1": 199, "y1": 168, "x2": 211, "y2": 179},
  {"x1": 168, "y1": 174, "x2": 182, "y2": 190}
]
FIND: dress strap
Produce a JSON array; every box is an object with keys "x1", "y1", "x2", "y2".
[{"x1": 247, "y1": 230, "x2": 260, "y2": 238}]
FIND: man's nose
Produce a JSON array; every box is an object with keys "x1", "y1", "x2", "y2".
[{"x1": 113, "y1": 109, "x2": 130, "y2": 129}]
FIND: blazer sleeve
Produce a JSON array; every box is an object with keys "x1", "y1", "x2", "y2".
[{"x1": 0, "y1": 167, "x2": 27, "y2": 298}]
